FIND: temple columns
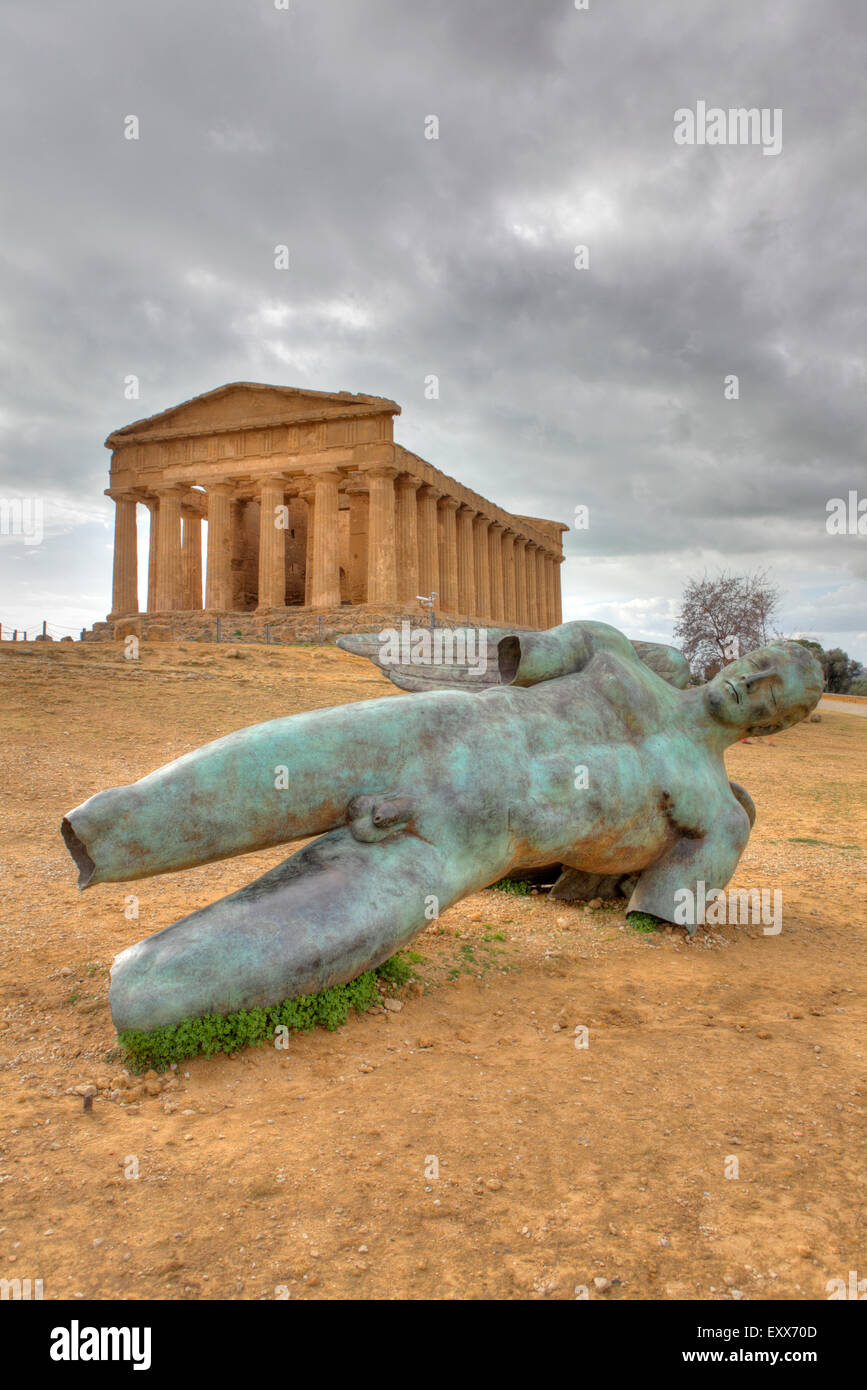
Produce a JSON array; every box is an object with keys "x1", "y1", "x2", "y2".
[
  {"x1": 308, "y1": 470, "x2": 342, "y2": 608},
  {"x1": 437, "y1": 497, "x2": 460, "y2": 613},
  {"x1": 547, "y1": 553, "x2": 561, "y2": 625},
  {"x1": 153, "y1": 487, "x2": 184, "y2": 612},
  {"x1": 501, "y1": 529, "x2": 517, "y2": 625},
  {"x1": 256, "y1": 475, "x2": 287, "y2": 610},
  {"x1": 347, "y1": 486, "x2": 369, "y2": 604},
  {"x1": 108, "y1": 491, "x2": 139, "y2": 617},
  {"x1": 456, "y1": 505, "x2": 477, "y2": 616},
  {"x1": 473, "y1": 516, "x2": 491, "y2": 622},
  {"x1": 182, "y1": 509, "x2": 203, "y2": 610},
  {"x1": 488, "y1": 523, "x2": 505, "y2": 623},
  {"x1": 204, "y1": 484, "x2": 234, "y2": 610},
  {"x1": 145, "y1": 498, "x2": 159, "y2": 613},
  {"x1": 514, "y1": 537, "x2": 529, "y2": 628},
  {"x1": 535, "y1": 548, "x2": 549, "y2": 627},
  {"x1": 365, "y1": 466, "x2": 398, "y2": 604},
  {"x1": 525, "y1": 543, "x2": 538, "y2": 628},
  {"x1": 417, "y1": 485, "x2": 440, "y2": 600},
  {"x1": 395, "y1": 474, "x2": 421, "y2": 603}
]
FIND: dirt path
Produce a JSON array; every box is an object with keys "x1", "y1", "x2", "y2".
[
  {"x1": 1, "y1": 641, "x2": 864, "y2": 1301},
  {"x1": 819, "y1": 698, "x2": 867, "y2": 718}
]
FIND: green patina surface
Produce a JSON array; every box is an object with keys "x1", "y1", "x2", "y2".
[{"x1": 61, "y1": 621, "x2": 823, "y2": 1034}]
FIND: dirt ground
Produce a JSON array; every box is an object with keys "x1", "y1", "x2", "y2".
[{"x1": 1, "y1": 639, "x2": 864, "y2": 1301}]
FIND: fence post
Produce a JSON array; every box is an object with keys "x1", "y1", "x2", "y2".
[
  {"x1": 318, "y1": 616, "x2": 323, "y2": 644},
  {"x1": 216, "y1": 615, "x2": 222, "y2": 644},
  {"x1": 265, "y1": 624, "x2": 271, "y2": 645}
]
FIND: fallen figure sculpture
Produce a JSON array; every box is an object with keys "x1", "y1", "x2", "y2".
[{"x1": 60, "y1": 621, "x2": 823, "y2": 1033}]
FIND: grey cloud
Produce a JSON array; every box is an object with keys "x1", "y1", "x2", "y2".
[{"x1": 0, "y1": 0, "x2": 864, "y2": 657}]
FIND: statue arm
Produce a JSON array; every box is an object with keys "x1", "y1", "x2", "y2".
[
  {"x1": 625, "y1": 803, "x2": 752, "y2": 932},
  {"x1": 501, "y1": 621, "x2": 638, "y2": 686},
  {"x1": 338, "y1": 621, "x2": 688, "y2": 692}
]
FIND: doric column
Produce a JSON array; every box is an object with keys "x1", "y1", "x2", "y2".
[
  {"x1": 145, "y1": 498, "x2": 159, "y2": 613},
  {"x1": 547, "y1": 555, "x2": 558, "y2": 628},
  {"x1": 347, "y1": 486, "x2": 369, "y2": 604},
  {"x1": 437, "y1": 497, "x2": 460, "y2": 613},
  {"x1": 395, "y1": 474, "x2": 421, "y2": 603},
  {"x1": 535, "y1": 548, "x2": 549, "y2": 628},
  {"x1": 473, "y1": 516, "x2": 492, "y2": 621},
  {"x1": 416, "y1": 485, "x2": 441, "y2": 599},
  {"x1": 256, "y1": 474, "x2": 287, "y2": 610},
  {"x1": 456, "y1": 506, "x2": 476, "y2": 616},
  {"x1": 153, "y1": 486, "x2": 184, "y2": 611},
  {"x1": 182, "y1": 508, "x2": 203, "y2": 610},
  {"x1": 300, "y1": 487, "x2": 315, "y2": 607},
  {"x1": 205, "y1": 483, "x2": 233, "y2": 610},
  {"x1": 552, "y1": 554, "x2": 563, "y2": 625},
  {"x1": 488, "y1": 522, "x2": 505, "y2": 623},
  {"x1": 308, "y1": 470, "x2": 342, "y2": 608},
  {"x1": 365, "y1": 466, "x2": 398, "y2": 604},
  {"x1": 526, "y1": 543, "x2": 539, "y2": 628},
  {"x1": 514, "y1": 537, "x2": 529, "y2": 627},
  {"x1": 501, "y1": 529, "x2": 517, "y2": 625},
  {"x1": 108, "y1": 490, "x2": 139, "y2": 617}
]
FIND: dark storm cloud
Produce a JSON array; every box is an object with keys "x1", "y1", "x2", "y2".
[{"x1": 0, "y1": 0, "x2": 864, "y2": 656}]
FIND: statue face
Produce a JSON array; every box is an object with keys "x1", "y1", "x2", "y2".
[{"x1": 704, "y1": 643, "x2": 823, "y2": 737}]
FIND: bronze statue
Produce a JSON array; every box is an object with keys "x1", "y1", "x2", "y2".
[{"x1": 61, "y1": 622, "x2": 823, "y2": 1033}]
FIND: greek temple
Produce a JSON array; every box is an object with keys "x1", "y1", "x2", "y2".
[{"x1": 102, "y1": 382, "x2": 566, "y2": 632}]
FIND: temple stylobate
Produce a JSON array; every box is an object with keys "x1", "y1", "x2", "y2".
[{"x1": 103, "y1": 382, "x2": 567, "y2": 632}]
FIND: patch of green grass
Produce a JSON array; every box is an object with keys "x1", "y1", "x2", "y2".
[
  {"x1": 119, "y1": 969, "x2": 381, "y2": 1072},
  {"x1": 483, "y1": 930, "x2": 506, "y2": 942},
  {"x1": 491, "y1": 877, "x2": 532, "y2": 895},
  {"x1": 788, "y1": 837, "x2": 860, "y2": 851},
  {"x1": 626, "y1": 911, "x2": 662, "y2": 934},
  {"x1": 375, "y1": 953, "x2": 414, "y2": 989}
]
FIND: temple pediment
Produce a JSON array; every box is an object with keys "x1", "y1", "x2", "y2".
[{"x1": 106, "y1": 382, "x2": 400, "y2": 446}]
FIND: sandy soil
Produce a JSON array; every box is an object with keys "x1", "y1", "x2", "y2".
[{"x1": 1, "y1": 639, "x2": 864, "y2": 1301}]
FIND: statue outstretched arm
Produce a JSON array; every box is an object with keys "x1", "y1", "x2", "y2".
[{"x1": 338, "y1": 621, "x2": 690, "y2": 692}]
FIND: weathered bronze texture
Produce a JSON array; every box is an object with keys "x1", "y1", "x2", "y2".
[{"x1": 61, "y1": 622, "x2": 823, "y2": 1033}]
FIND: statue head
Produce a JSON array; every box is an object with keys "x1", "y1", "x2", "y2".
[{"x1": 704, "y1": 641, "x2": 824, "y2": 738}]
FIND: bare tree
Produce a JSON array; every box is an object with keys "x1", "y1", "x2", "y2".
[{"x1": 673, "y1": 569, "x2": 782, "y2": 679}]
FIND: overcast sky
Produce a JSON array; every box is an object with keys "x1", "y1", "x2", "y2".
[{"x1": 1, "y1": 0, "x2": 864, "y2": 658}]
